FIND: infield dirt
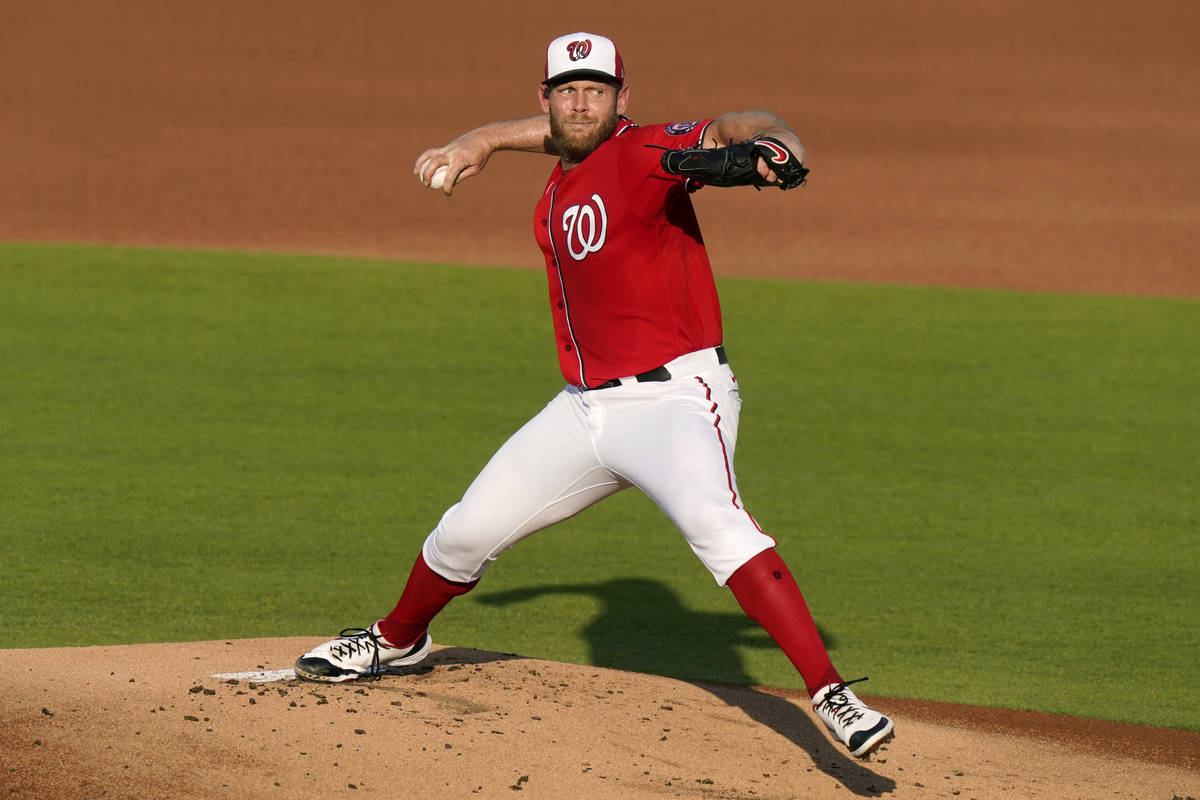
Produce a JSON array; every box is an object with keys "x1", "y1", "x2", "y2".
[
  {"x1": 2, "y1": 0, "x2": 1197, "y2": 296},
  {"x1": 1, "y1": 1, "x2": 1198, "y2": 798},
  {"x1": 2, "y1": 640, "x2": 1197, "y2": 799}
]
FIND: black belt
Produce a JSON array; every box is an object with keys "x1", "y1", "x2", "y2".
[{"x1": 586, "y1": 345, "x2": 727, "y2": 391}]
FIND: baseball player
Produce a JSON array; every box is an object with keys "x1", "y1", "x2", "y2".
[{"x1": 296, "y1": 32, "x2": 894, "y2": 759}]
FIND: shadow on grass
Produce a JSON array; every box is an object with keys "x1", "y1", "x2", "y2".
[{"x1": 476, "y1": 578, "x2": 893, "y2": 797}]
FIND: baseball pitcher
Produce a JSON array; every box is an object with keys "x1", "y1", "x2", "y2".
[{"x1": 295, "y1": 32, "x2": 894, "y2": 759}]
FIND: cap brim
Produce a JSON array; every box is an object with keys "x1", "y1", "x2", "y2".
[{"x1": 543, "y1": 69, "x2": 623, "y2": 87}]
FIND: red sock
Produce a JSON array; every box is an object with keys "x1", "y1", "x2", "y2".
[
  {"x1": 726, "y1": 548, "x2": 842, "y2": 698},
  {"x1": 376, "y1": 553, "x2": 477, "y2": 648}
]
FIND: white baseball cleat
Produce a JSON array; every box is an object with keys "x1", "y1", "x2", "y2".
[
  {"x1": 294, "y1": 622, "x2": 431, "y2": 683},
  {"x1": 812, "y1": 678, "x2": 895, "y2": 758}
]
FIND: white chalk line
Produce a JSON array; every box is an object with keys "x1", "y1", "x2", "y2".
[{"x1": 211, "y1": 668, "x2": 296, "y2": 683}]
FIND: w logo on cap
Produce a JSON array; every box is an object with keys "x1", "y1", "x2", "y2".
[
  {"x1": 567, "y1": 39, "x2": 592, "y2": 61},
  {"x1": 545, "y1": 32, "x2": 623, "y2": 85}
]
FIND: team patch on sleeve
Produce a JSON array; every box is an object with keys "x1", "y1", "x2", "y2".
[{"x1": 665, "y1": 121, "x2": 701, "y2": 135}]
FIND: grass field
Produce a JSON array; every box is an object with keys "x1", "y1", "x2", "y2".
[{"x1": 1, "y1": 241, "x2": 1196, "y2": 731}]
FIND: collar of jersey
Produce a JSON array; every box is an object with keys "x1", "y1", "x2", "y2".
[{"x1": 615, "y1": 115, "x2": 638, "y2": 136}]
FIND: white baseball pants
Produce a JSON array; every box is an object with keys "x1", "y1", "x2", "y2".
[{"x1": 421, "y1": 347, "x2": 776, "y2": 586}]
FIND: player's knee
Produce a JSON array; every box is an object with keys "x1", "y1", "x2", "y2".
[
  {"x1": 676, "y1": 520, "x2": 775, "y2": 585},
  {"x1": 422, "y1": 536, "x2": 486, "y2": 584},
  {"x1": 423, "y1": 506, "x2": 492, "y2": 583}
]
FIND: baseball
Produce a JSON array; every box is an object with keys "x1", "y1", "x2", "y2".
[{"x1": 428, "y1": 165, "x2": 449, "y2": 190}]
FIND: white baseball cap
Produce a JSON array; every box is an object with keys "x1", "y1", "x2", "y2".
[{"x1": 544, "y1": 32, "x2": 625, "y2": 86}]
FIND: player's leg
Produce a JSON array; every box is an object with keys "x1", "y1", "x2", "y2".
[
  {"x1": 726, "y1": 549, "x2": 891, "y2": 755},
  {"x1": 725, "y1": 549, "x2": 840, "y2": 694},
  {"x1": 296, "y1": 388, "x2": 626, "y2": 681},
  {"x1": 378, "y1": 388, "x2": 628, "y2": 645},
  {"x1": 593, "y1": 361, "x2": 776, "y2": 584},
  {"x1": 419, "y1": 388, "x2": 628, "y2": 583},
  {"x1": 595, "y1": 357, "x2": 892, "y2": 756}
]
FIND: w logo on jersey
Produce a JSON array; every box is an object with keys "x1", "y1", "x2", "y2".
[
  {"x1": 561, "y1": 193, "x2": 607, "y2": 261},
  {"x1": 567, "y1": 39, "x2": 592, "y2": 61}
]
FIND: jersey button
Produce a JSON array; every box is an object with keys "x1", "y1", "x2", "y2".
[
  {"x1": 541, "y1": 219, "x2": 548, "y2": 227},
  {"x1": 564, "y1": 344, "x2": 573, "y2": 352},
  {"x1": 557, "y1": 302, "x2": 564, "y2": 309}
]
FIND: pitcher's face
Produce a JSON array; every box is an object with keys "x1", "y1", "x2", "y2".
[{"x1": 541, "y1": 79, "x2": 629, "y2": 166}]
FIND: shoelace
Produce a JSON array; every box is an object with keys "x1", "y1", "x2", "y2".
[
  {"x1": 330, "y1": 627, "x2": 385, "y2": 679},
  {"x1": 814, "y1": 677, "x2": 872, "y2": 727}
]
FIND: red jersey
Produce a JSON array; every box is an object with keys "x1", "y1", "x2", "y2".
[{"x1": 534, "y1": 117, "x2": 723, "y2": 388}]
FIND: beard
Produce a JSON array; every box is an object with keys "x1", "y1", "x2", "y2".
[{"x1": 549, "y1": 108, "x2": 619, "y2": 164}]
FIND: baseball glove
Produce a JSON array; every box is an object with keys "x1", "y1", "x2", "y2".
[{"x1": 655, "y1": 137, "x2": 809, "y2": 190}]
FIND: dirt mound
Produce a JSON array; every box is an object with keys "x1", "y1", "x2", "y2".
[{"x1": 2, "y1": 639, "x2": 1196, "y2": 799}]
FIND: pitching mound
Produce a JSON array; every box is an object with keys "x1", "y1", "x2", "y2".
[{"x1": 2, "y1": 639, "x2": 1195, "y2": 799}]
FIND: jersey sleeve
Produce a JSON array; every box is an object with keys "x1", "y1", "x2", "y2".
[{"x1": 618, "y1": 119, "x2": 714, "y2": 221}]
